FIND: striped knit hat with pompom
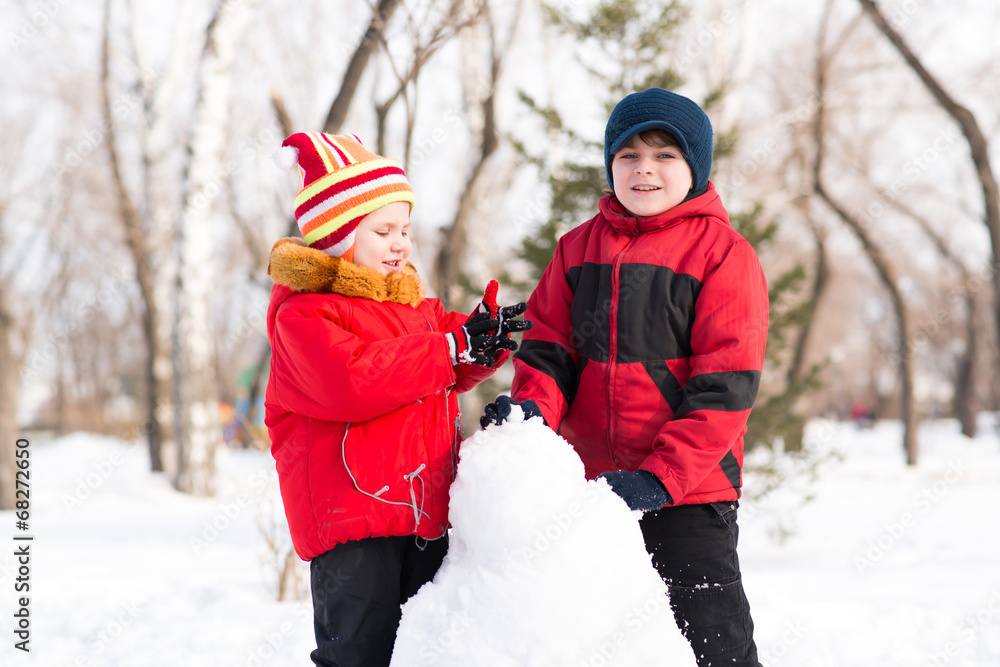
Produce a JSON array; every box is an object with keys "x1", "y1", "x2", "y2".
[{"x1": 273, "y1": 133, "x2": 415, "y2": 261}]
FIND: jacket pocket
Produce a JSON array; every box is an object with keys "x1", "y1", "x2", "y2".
[{"x1": 341, "y1": 408, "x2": 425, "y2": 502}]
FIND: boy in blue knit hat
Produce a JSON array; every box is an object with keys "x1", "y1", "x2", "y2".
[{"x1": 485, "y1": 88, "x2": 768, "y2": 666}]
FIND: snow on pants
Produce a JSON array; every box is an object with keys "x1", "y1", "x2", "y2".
[
  {"x1": 309, "y1": 534, "x2": 449, "y2": 667},
  {"x1": 639, "y1": 501, "x2": 762, "y2": 667}
]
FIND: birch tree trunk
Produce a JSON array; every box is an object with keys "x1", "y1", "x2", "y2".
[
  {"x1": 118, "y1": 0, "x2": 203, "y2": 475},
  {"x1": 175, "y1": 0, "x2": 259, "y2": 496}
]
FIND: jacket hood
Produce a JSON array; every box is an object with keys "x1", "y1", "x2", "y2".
[
  {"x1": 267, "y1": 237, "x2": 425, "y2": 307},
  {"x1": 599, "y1": 182, "x2": 729, "y2": 237}
]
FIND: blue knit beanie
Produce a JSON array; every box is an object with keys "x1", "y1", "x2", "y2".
[{"x1": 604, "y1": 88, "x2": 714, "y2": 193}]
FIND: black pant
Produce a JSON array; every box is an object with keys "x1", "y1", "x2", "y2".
[
  {"x1": 309, "y1": 534, "x2": 449, "y2": 667},
  {"x1": 640, "y1": 502, "x2": 762, "y2": 667}
]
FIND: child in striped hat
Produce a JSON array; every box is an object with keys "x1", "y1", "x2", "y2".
[{"x1": 265, "y1": 133, "x2": 531, "y2": 667}]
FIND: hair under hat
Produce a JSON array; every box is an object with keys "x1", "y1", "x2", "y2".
[
  {"x1": 275, "y1": 132, "x2": 415, "y2": 260},
  {"x1": 604, "y1": 88, "x2": 714, "y2": 194}
]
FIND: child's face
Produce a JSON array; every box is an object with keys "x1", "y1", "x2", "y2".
[
  {"x1": 611, "y1": 136, "x2": 693, "y2": 217},
  {"x1": 353, "y1": 201, "x2": 412, "y2": 276}
]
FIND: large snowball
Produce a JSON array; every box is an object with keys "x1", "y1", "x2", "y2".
[{"x1": 390, "y1": 409, "x2": 696, "y2": 667}]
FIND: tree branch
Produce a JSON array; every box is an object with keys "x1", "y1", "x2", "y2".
[{"x1": 323, "y1": 0, "x2": 403, "y2": 134}]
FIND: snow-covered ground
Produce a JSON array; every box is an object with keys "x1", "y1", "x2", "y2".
[{"x1": 2, "y1": 416, "x2": 999, "y2": 666}]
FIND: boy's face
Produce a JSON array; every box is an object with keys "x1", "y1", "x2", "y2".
[
  {"x1": 353, "y1": 201, "x2": 412, "y2": 276},
  {"x1": 611, "y1": 136, "x2": 693, "y2": 217}
]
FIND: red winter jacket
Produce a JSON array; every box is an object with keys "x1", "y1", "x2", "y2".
[
  {"x1": 264, "y1": 238, "x2": 500, "y2": 560},
  {"x1": 511, "y1": 185, "x2": 768, "y2": 506}
]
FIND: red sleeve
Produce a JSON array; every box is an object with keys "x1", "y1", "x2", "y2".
[
  {"x1": 639, "y1": 239, "x2": 769, "y2": 502},
  {"x1": 269, "y1": 299, "x2": 458, "y2": 423},
  {"x1": 427, "y1": 298, "x2": 504, "y2": 394},
  {"x1": 510, "y1": 238, "x2": 579, "y2": 429}
]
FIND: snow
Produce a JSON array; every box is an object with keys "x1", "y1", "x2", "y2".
[
  {"x1": 390, "y1": 410, "x2": 695, "y2": 666},
  {"x1": 2, "y1": 417, "x2": 1000, "y2": 665}
]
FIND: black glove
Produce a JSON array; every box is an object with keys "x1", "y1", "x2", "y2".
[
  {"x1": 496, "y1": 301, "x2": 533, "y2": 338},
  {"x1": 447, "y1": 312, "x2": 516, "y2": 367},
  {"x1": 598, "y1": 470, "x2": 671, "y2": 511},
  {"x1": 473, "y1": 280, "x2": 533, "y2": 339},
  {"x1": 480, "y1": 395, "x2": 546, "y2": 429}
]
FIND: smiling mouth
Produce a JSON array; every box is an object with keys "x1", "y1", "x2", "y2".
[
  {"x1": 632, "y1": 185, "x2": 660, "y2": 191},
  {"x1": 383, "y1": 260, "x2": 402, "y2": 270}
]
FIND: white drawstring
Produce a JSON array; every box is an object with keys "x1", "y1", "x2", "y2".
[
  {"x1": 341, "y1": 422, "x2": 430, "y2": 530},
  {"x1": 404, "y1": 464, "x2": 427, "y2": 529}
]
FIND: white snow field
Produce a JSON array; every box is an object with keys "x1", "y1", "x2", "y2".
[{"x1": 1, "y1": 416, "x2": 999, "y2": 666}]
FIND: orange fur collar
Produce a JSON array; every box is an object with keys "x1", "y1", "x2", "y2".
[{"x1": 267, "y1": 237, "x2": 425, "y2": 307}]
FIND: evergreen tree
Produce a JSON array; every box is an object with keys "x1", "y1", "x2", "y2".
[{"x1": 730, "y1": 206, "x2": 824, "y2": 453}]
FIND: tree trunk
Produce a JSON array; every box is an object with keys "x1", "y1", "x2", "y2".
[
  {"x1": 812, "y1": 5, "x2": 918, "y2": 463},
  {"x1": 787, "y1": 223, "x2": 829, "y2": 388},
  {"x1": 433, "y1": 33, "x2": 501, "y2": 308},
  {"x1": 126, "y1": 0, "x2": 203, "y2": 477},
  {"x1": 814, "y1": 182, "x2": 919, "y2": 463},
  {"x1": 857, "y1": 0, "x2": 1000, "y2": 418},
  {"x1": 888, "y1": 199, "x2": 978, "y2": 438},
  {"x1": 0, "y1": 297, "x2": 17, "y2": 510},
  {"x1": 102, "y1": 0, "x2": 164, "y2": 470},
  {"x1": 175, "y1": 0, "x2": 259, "y2": 496},
  {"x1": 322, "y1": 0, "x2": 402, "y2": 134},
  {"x1": 955, "y1": 291, "x2": 978, "y2": 438}
]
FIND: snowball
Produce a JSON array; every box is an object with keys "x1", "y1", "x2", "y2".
[{"x1": 390, "y1": 409, "x2": 696, "y2": 667}]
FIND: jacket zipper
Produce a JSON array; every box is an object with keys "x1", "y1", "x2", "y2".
[{"x1": 606, "y1": 234, "x2": 636, "y2": 469}]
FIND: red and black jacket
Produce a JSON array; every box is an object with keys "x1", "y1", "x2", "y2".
[{"x1": 511, "y1": 185, "x2": 768, "y2": 506}]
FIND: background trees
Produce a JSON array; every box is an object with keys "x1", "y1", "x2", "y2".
[{"x1": 4, "y1": 0, "x2": 1000, "y2": 506}]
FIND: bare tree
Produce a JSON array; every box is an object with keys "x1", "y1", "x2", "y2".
[
  {"x1": 0, "y1": 124, "x2": 41, "y2": 509},
  {"x1": 174, "y1": 0, "x2": 260, "y2": 496},
  {"x1": 810, "y1": 2, "x2": 919, "y2": 464},
  {"x1": 100, "y1": 0, "x2": 209, "y2": 474},
  {"x1": 101, "y1": 0, "x2": 260, "y2": 493},
  {"x1": 102, "y1": 0, "x2": 165, "y2": 470},
  {"x1": 433, "y1": 0, "x2": 520, "y2": 308},
  {"x1": 323, "y1": 0, "x2": 404, "y2": 134},
  {"x1": 889, "y1": 198, "x2": 979, "y2": 437},
  {"x1": 857, "y1": 0, "x2": 1000, "y2": 419},
  {"x1": 786, "y1": 215, "x2": 831, "y2": 390}
]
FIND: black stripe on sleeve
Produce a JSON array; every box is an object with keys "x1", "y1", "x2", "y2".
[
  {"x1": 515, "y1": 340, "x2": 579, "y2": 403},
  {"x1": 674, "y1": 370, "x2": 761, "y2": 419}
]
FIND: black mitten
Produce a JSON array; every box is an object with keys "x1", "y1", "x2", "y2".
[
  {"x1": 480, "y1": 395, "x2": 546, "y2": 429},
  {"x1": 598, "y1": 470, "x2": 672, "y2": 511}
]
